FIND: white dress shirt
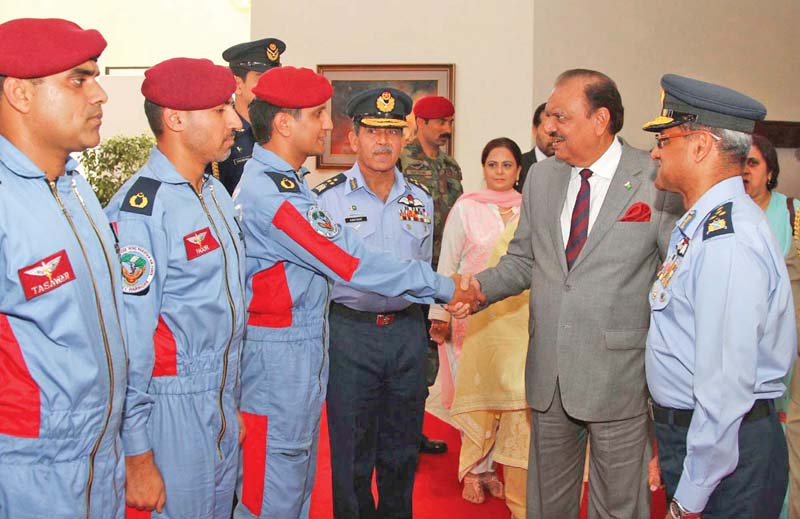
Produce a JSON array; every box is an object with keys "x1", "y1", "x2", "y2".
[{"x1": 559, "y1": 138, "x2": 623, "y2": 245}]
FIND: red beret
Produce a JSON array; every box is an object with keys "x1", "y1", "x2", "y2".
[
  {"x1": 251, "y1": 66, "x2": 333, "y2": 109},
  {"x1": 141, "y1": 58, "x2": 236, "y2": 110},
  {"x1": 413, "y1": 96, "x2": 455, "y2": 119},
  {"x1": 0, "y1": 18, "x2": 107, "y2": 79}
]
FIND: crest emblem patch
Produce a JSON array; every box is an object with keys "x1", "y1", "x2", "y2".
[
  {"x1": 307, "y1": 205, "x2": 339, "y2": 238},
  {"x1": 120, "y1": 246, "x2": 156, "y2": 295}
]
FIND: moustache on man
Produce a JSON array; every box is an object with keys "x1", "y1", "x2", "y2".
[
  {"x1": 373, "y1": 145, "x2": 394, "y2": 155},
  {"x1": 438, "y1": 133, "x2": 452, "y2": 140}
]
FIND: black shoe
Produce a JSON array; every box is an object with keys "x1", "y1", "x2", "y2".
[{"x1": 419, "y1": 434, "x2": 447, "y2": 454}]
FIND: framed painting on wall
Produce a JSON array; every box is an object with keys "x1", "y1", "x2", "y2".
[{"x1": 316, "y1": 64, "x2": 455, "y2": 169}]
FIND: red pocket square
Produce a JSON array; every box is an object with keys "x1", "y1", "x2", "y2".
[{"x1": 619, "y1": 202, "x2": 651, "y2": 222}]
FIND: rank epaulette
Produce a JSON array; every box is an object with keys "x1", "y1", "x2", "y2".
[
  {"x1": 312, "y1": 173, "x2": 346, "y2": 195},
  {"x1": 407, "y1": 177, "x2": 430, "y2": 195},
  {"x1": 121, "y1": 176, "x2": 162, "y2": 216},
  {"x1": 702, "y1": 201, "x2": 734, "y2": 240}
]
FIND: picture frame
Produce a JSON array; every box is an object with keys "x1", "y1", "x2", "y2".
[{"x1": 316, "y1": 64, "x2": 455, "y2": 169}]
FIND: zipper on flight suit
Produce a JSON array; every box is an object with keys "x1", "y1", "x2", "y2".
[
  {"x1": 48, "y1": 179, "x2": 116, "y2": 519},
  {"x1": 194, "y1": 184, "x2": 237, "y2": 460},
  {"x1": 208, "y1": 185, "x2": 246, "y2": 402},
  {"x1": 70, "y1": 178, "x2": 128, "y2": 503}
]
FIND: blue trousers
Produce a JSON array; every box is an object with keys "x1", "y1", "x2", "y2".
[
  {"x1": 655, "y1": 407, "x2": 788, "y2": 518},
  {"x1": 326, "y1": 303, "x2": 428, "y2": 519}
]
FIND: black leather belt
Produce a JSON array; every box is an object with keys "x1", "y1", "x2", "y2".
[
  {"x1": 330, "y1": 302, "x2": 417, "y2": 327},
  {"x1": 649, "y1": 399, "x2": 773, "y2": 427}
]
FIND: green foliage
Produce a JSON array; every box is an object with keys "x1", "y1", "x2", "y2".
[{"x1": 80, "y1": 133, "x2": 155, "y2": 206}]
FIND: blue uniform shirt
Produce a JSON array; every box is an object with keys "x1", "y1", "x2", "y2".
[
  {"x1": 646, "y1": 176, "x2": 796, "y2": 512},
  {"x1": 315, "y1": 163, "x2": 434, "y2": 312}
]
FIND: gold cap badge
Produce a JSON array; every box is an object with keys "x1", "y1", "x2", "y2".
[
  {"x1": 266, "y1": 42, "x2": 280, "y2": 63},
  {"x1": 377, "y1": 91, "x2": 395, "y2": 113}
]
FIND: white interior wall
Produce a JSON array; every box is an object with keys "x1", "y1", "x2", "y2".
[
  {"x1": 1, "y1": 0, "x2": 251, "y2": 140},
  {"x1": 251, "y1": 0, "x2": 535, "y2": 190},
  {"x1": 3, "y1": 1, "x2": 797, "y2": 194},
  {"x1": 532, "y1": 0, "x2": 800, "y2": 195}
]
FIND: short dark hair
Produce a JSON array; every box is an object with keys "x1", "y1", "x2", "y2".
[
  {"x1": 556, "y1": 69, "x2": 624, "y2": 135},
  {"x1": 229, "y1": 66, "x2": 249, "y2": 82},
  {"x1": 249, "y1": 98, "x2": 300, "y2": 144},
  {"x1": 532, "y1": 102, "x2": 547, "y2": 127},
  {"x1": 143, "y1": 99, "x2": 164, "y2": 137},
  {"x1": 481, "y1": 137, "x2": 523, "y2": 167},
  {"x1": 752, "y1": 134, "x2": 780, "y2": 191}
]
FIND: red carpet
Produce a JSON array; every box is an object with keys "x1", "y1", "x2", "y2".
[{"x1": 311, "y1": 407, "x2": 667, "y2": 518}]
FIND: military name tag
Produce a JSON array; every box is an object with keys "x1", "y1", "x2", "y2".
[{"x1": 18, "y1": 250, "x2": 76, "y2": 300}]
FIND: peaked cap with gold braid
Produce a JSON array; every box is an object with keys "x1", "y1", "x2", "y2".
[{"x1": 345, "y1": 87, "x2": 412, "y2": 128}]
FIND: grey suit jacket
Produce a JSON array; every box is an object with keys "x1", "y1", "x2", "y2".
[{"x1": 476, "y1": 139, "x2": 683, "y2": 422}]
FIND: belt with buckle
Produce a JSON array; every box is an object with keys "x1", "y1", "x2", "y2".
[
  {"x1": 330, "y1": 302, "x2": 415, "y2": 327},
  {"x1": 649, "y1": 398, "x2": 773, "y2": 427}
]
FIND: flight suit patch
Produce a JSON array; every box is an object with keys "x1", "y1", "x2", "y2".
[
  {"x1": 120, "y1": 245, "x2": 155, "y2": 295},
  {"x1": 121, "y1": 177, "x2": 162, "y2": 216},
  {"x1": 266, "y1": 172, "x2": 300, "y2": 193},
  {"x1": 18, "y1": 250, "x2": 76, "y2": 300},
  {"x1": 184, "y1": 227, "x2": 220, "y2": 260},
  {"x1": 307, "y1": 205, "x2": 339, "y2": 238}
]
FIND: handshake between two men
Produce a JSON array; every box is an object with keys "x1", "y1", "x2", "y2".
[{"x1": 430, "y1": 274, "x2": 485, "y2": 344}]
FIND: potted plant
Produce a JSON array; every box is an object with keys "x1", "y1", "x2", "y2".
[{"x1": 80, "y1": 133, "x2": 155, "y2": 207}]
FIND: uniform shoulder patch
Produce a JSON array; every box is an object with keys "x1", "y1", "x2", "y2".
[
  {"x1": 406, "y1": 177, "x2": 430, "y2": 195},
  {"x1": 703, "y1": 201, "x2": 734, "y2": 240},
  {"x1": 265, "y1": 171, "x2": 301, "y2": 193},
  {"x1": 119, "y1": 245, "x2": 156, "y2": 295},
  {"x1": 121, "y1": 177, "x2": 162, "y2": 216},
  {"x1": 311, "y1": 173, "x2": 346, "y2": 195}
]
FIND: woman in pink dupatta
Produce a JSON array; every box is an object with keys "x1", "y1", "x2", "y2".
[{"x1": 429, "y1": 138, "x2": 529, "y2": 517}]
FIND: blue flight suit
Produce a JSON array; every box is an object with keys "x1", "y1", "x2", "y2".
[
  {"x1": 0, "y1": 136, "x2": 127, "y2": 519},
  {"x1": 647, "y1": 176, "x2": 796, "y2": 516},
  {"x1": 106, "y1": 147, "x2": 246, "y2": 519},
  {"x1": 207, "y1": 110, "x2": 255, "y2": 195},
  {"x1": 315, "y1": 164, "x2": 434, "y2": 518},
  {"x1": 232, "y1": 146, "x2": 454, "y2": 519}
]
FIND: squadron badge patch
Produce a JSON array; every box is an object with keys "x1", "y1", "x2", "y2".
[
  {"x1": 307, "y1": 205, "x2": 339, "y2": 238},
  {"x1": 120, "y1": 245, "x2": 156, "y2": 295}
]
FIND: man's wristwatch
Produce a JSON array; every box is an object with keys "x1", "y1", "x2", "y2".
[{"x1": 669, "y1": 499, "x2": 702, "y2": 519}]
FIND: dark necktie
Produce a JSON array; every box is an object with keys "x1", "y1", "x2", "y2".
[{"x1": 565, "y1": 168, "x2": 593, "y2": 269}]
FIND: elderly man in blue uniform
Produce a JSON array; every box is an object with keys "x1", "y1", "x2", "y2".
[
  {"x1": 208, "y1": 37, "x2": 285, "y2": 194},
  {"x1": 106, "y1": 58, "x2": 246, "y2": 519},
  {"x1": 232, "y1": 67, "x2": 481, "y2": 519},
  {"x1": 314, "y1": 87, "x2": 433, "y2": 519},
  {"x1": 0, "y1": 18, "x2": 128, "y2": 519},
  {"x1": 643, "y1": 74, "x2": 795, "y2": 519}
]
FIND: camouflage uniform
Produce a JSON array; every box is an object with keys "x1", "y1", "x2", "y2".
[{"x1": 398, "y1": 139, "x2": 463, "y2": 269}]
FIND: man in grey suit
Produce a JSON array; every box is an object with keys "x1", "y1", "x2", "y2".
[{"x1": 464, "y1": 69, "x2": 682, "y2": 518}]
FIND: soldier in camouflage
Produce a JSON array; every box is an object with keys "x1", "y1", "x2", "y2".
[
  {"x1": 399, "y1": 96, "x2": 463, "y2": 269},
  {"x1": 398, "y1": 95, "x2": 463, "y2": 455}
]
